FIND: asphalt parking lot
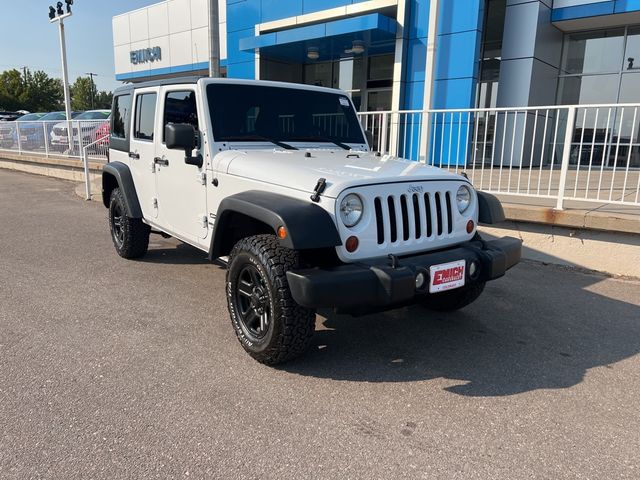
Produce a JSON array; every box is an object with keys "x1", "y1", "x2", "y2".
[{"x1": 1, "y1": 169, "x2": 639, "y2": 479}]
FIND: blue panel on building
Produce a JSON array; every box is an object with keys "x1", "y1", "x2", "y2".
[
  {"x1": 615, "y1": 0, "x2": 640, "y2": 13},
  {"x1": 438, "y1": 0, "x2": 483, "y2": 35},
  {"x1": 551, "y1": 1, "x2": 615, "y2": 21},
  {"x1": 260, "y1": 0, "x2": 303, "y2": 23},
  {"x1": 227, "y1": 0, "x2": 262, "y2": 33},
  {"x1": 302, "y1": 0, "x2": 353, "y2": 15},
  {"x1": 407, "y1": 0, "x2": 431, "y2": 40},
  {"x1": 436, "y1": 30, "x2": 481, "y2": 81}
]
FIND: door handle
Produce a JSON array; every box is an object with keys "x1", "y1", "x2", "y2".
[
  {"x1": 154, "y1": 157, "x2": 169, "y2": 166},
  {"x1": 129, "y1": 152, "x2": 140, "y2": 159}
]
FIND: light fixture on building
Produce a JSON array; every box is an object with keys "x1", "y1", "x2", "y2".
[
  {"x1": 307, "y1": 47, "x2": 319, "y2": 61},
  {"x1": 351, "y1": 40, "x2": 365, "y2": 55}
]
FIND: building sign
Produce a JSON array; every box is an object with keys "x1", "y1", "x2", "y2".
[{"x1": 130, "y1": 47, "x2": 162, "y2": 65}]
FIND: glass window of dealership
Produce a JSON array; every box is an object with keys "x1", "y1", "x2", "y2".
[{"x1": 113, "y1": 0, "x2": 640, "y2": 116}]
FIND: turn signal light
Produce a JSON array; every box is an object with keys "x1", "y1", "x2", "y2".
[
  {"x1": 277, "y1": 226, "x2": 287, "y2": 239},
  {"x1": 345, "y1": 236, "x2": 359, "y2": 253},
  {"x1": 466, "y1": 220, "x2": 475, "y2": 234}
]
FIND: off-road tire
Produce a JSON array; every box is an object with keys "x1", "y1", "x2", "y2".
[
  {"x1": 420, "y1": 282, "x2": 486, "y2": 312},
  {"x1": 108, "y1": 187, "x2": 150, "y2": 259},
  {"x1": 226, "y1": 235, "x2": 316, "y2": 365}
]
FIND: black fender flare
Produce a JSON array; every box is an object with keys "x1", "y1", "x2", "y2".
[
  {"x1": 209, "y1": 191, "x2": 342, "y2": 260},
  {"x1": 477, "y1": 191, "x2": 506, "y2": 225},
  {"x1": 102, "y1": 162, "x2": 143, "y2": 218}
]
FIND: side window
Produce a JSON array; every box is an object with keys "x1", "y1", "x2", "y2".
[
  {"x1": 163, "y1": 90, "x2": 198, "y2": 141},
  {"x1": 133, "y1": 93, "x2": 157, "y2": 141},
  {"x1": 111, "y1": 94, "x2": 131, "y2": 139}
]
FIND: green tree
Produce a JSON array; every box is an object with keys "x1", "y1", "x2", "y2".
[
  {"x1": 95, "y1": 90, "x2": 113, "y2": 109},
  {"x1": 70, "y1": 76, "x2": 97, "y2": 110},
  {"x1": 0, "y1": 69, "x2": 26, "y2": 111},
  {"x1": 24, "y1": 70, "x2": 64, "y2": 112}
]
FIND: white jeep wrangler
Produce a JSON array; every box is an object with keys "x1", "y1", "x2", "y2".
[{"x1": 102, "y1": 77, "x2": 521, "y2": 364}]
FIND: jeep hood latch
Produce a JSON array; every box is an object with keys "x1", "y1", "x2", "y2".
[{"x1": 310, "y1": 178, "x2": 327, "y2": 203}]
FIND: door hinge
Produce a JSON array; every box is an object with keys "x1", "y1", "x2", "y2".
[
  {"x1": 198, "y1": 215, "x2": 208, "y2": 228},
  {"x1": 153, "y1": 197, "x2": 158, "y2": 208},
  {"x1": 197, "y1": 172, "x2": 206, "y2": 185}
]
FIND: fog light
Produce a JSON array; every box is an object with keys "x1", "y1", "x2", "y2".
[
  {"x1": 345, "y1": 236, "x2": 359, "y2": 253},
  {"x1": 415, "y1": 269, "x2": 429, "y2": 293},
  {"x1": 466, "y1": 220, "x2": 475, "y2": 234},
  {"x1": 469, "y1": 261, "x2": 480, "y2": 279}
]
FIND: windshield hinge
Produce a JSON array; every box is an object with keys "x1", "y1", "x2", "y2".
[
  {"x1": 310, "y1": 178, "x2": 327, "y2": 203},
  {"x1": 197, "y1": 172, "x2": 206, "y2": 185}
]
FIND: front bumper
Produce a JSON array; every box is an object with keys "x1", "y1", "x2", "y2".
[{"x1": 286, "y1": 237, "x2": 522, "y2": 310}]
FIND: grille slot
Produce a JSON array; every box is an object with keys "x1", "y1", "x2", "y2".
[{"x1": 373, "y1": 188, "x2": 455, "y2": 245}]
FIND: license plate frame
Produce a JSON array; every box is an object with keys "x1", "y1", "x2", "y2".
[{"x1": 429, "y1": 260, "x2": 466, "y2": 293}]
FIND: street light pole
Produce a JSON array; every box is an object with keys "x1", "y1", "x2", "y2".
[
  {"x1": 50, "y1": 9, "x2": 74, "y2": 152},
  {"x1": 208, "y1": 0, "x2": 221, "y2": 77},
  {"x1": 86, "y1": 72, "x2": 97, "y2": 109}
]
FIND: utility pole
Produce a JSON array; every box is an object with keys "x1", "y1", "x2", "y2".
[
  {"x1": 86, "y1": 72, "x2": 97, "y2": 109},
  {"x1": 208, "y1": 0, "x2": 221, "y2": 77},
  {"x1": 49, "y1": 2, "x2": 74, "y2": 151}
]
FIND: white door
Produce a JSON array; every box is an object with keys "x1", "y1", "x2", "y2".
[
  {"x1": 154, "y1": 87, "x2": 208, "y2": 241},
  {"x1": 129, "y1": 88, "x2": 160, "y2": 219}
]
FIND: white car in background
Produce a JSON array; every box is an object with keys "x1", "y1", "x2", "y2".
[{"x1": 50, "y1": 109, "x2": 110, "y2": 152}]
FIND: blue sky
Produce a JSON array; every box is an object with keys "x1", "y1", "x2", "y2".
[{"x1": 1, "y1": 1, "x2": 158, "y2": 92}]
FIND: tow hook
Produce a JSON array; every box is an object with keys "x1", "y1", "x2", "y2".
[{"x1": 388, "y1": 254, "x2": 399, "y2": 269}]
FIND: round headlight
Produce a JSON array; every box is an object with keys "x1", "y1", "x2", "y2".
[
  {"x1": 456, "y1": 185, "x2": 472, "y2": 213},
  {"x1": 339, "y1": 193, "x2": 364, "y2": 227}
]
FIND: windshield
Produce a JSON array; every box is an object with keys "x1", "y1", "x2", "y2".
[
  {"x1": 18, "y1": 114, "x2": 44, "y2": 122},
  {"x1": 76, "y1": 111, "x2": 109, "y2": 120},
  {"x1": 206, "y1": 84, "x2": 365, "y2": 146}
]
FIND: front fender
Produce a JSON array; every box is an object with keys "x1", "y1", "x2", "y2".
[{"x1": 209, "y1": 191, "x2": 342, "y2": 260}]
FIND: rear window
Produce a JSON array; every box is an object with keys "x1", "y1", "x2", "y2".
[{"x1": 112, "y1": 94, "x2": 131, "y2": 139}]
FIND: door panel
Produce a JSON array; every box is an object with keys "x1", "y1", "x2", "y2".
[
  {"x1": 129, "y1": 89, "x2": 159, "y2": 219},
  {"x1": 154, "y1": 88, "x2": 208, "y2": 240}
]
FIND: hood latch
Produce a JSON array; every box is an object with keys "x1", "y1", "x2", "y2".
[{"x1": 310, "y1": 178, "x2": 327, "y2": 203}]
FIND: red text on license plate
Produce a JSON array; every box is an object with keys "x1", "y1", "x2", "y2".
[{"x1": 429, "y1": 260, "x2": 466, "y2": 293}]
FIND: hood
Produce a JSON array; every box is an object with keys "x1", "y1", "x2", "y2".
[{"x1": 222, "y1": 148, "x2": 465, "y2": 198}]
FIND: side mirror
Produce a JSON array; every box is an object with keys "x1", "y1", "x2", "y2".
[
  {"x1": 364, "y1": 129, "x2": 374, "y2": 147},
  {"x1": 165, "y1": 123, "x2": 203, "y2": 168}
]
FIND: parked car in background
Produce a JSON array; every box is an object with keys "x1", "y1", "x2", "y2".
[
  {"x1": 0, "y1": 113, "x2": 44, "y2": 149},
  {"x1": 0, "y1": 111, "x2": 23, "y2": 122},
  {"x1": 95, "y1": 121, "x2": 110, "y2": 149},
  {"x1": 50, "y1": 110, "x2": 110, "y2": 152},
  {"x1": 18, "y1": 111, "x2": 83, "y2": 151}
]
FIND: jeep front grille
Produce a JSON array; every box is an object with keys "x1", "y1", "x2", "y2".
[{"x1": 373, "y1": 191, "x2": 453, "y2": 245}]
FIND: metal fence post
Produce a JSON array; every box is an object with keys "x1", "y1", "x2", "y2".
[
  {"x1": 555, "y1": 106, "x2": 576, "y2": 210},
  {"x1": 16, "y1": 123, "x2": 22, "y2": 154},
  {"x1": 43, "y1": 123, "x2": 49, "y2": 157},
  {"x1": 82, "y1": 145, "x2": 91, "y2": 201}
]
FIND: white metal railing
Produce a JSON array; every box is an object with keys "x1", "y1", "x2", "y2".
[
  {"x1": 358, "y1": 104, "x2": 640, "y2": 208},
  {"x1": 0, "y1": 119, "x2": 109, "y2": 162},
  {"x1": 81, "y1": 134, "x2": 109, "y2": 200}
]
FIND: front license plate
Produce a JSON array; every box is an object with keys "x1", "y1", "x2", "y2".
[{"x1": 429, "y1": 260, "x2": 466, "y2": 293}]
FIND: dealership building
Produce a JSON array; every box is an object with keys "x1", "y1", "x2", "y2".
[{"x1": 113, "y1": 0, "x2": 640, "y2": 113}]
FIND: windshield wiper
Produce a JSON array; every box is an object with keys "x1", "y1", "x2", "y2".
[
  {"x1": 288, "y1": 136, "x2": 351, "y2": 151},
  {"x1": 223, "y1": 135, "x2": 298, "y2": 150}
]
